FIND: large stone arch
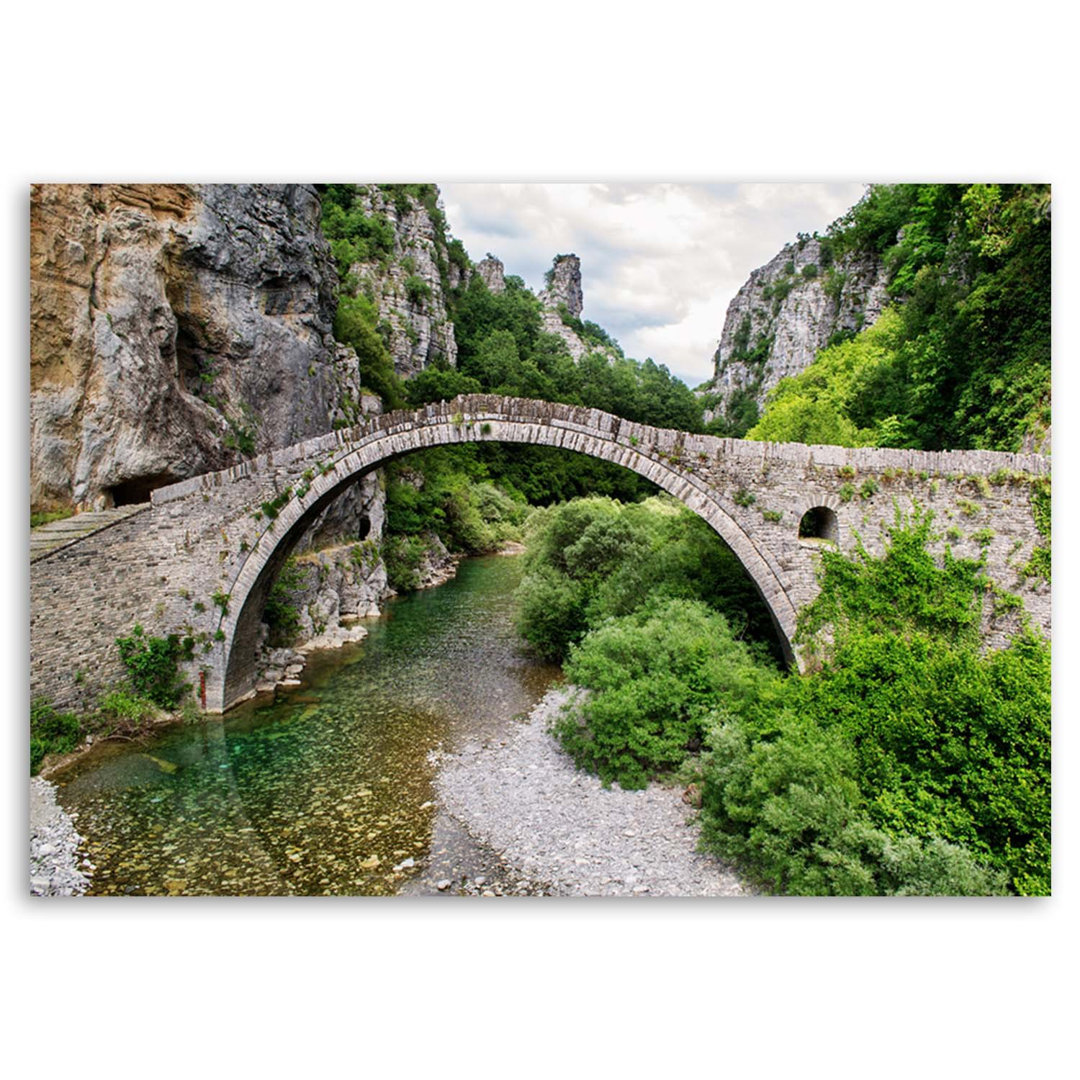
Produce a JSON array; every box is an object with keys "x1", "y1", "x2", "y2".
[{"x1": 210, "y1": 399, "x2": 800, "y2": 711}]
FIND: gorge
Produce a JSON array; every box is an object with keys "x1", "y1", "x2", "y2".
[{"x1": 30, "y1": 183, "x2": 1052, "y2": 897}]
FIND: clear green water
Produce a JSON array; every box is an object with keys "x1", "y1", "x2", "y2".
[{"x1": 55, "y1": 555, "x2": 558, "y2": 895}]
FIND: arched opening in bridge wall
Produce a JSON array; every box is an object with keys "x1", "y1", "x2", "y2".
[
  {"x1": 213, "y1": 411, "x2": 802, "y2": 712},
  {"x1": 798, "y1": 506, "x2": 839, "y2": 543}
]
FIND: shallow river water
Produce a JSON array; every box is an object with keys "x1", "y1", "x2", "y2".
[{"x1": 55, "y1": 555, "x2": 559, "y2": 895}]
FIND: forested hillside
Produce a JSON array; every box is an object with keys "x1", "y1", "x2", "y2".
[
  {"x1": 746, "y1": 184, "x2": 1051, "y2": 453},
  {"x1": 318, "y1": 183, "x2": 707, "y2": 585}
]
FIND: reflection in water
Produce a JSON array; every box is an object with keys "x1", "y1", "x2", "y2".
[{"x1": 56, "y1": 555, "x2": 558, "y2": 895}]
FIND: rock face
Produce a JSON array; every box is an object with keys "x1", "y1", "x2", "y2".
[
  {"x1": 535, "y1": 253, "x2": 619, "y2": 362},
  {"x1": 700, "y1": 236, "x2": 890, "y2": 427},
  {"x1": 30, "y1": 183, "x2": 361, "y2": 510},
  {"x1": 30, "y1": 183, "x2": 392, "y2": 652},
  {"x1": 540, "y1": 253, "x2": 584, "y2": 319},
  {"x1": 344, "y1": 186, "x2": 458, "y2": 378},
  {"x1": 475, "y1": 255, "x2": 506, "y2": 295}
]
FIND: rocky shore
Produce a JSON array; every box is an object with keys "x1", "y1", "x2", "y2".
[
  {"x1": 30, "y1": 777, "x2": 90, "y2": 896},
  {"x1": 434, "y1": 687, "x2": 749, "y2": 897}
]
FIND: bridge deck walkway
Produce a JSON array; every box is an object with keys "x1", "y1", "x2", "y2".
[{"x1": 30, "y1": 505, "x2": 149, "y2": 563}]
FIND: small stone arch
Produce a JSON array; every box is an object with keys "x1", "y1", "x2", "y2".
[
  {"x1": 208, "y1": 399, "x2": 804, "y2": 711},
  {"x1": 798, "y1": 505, "x2": 839, "y2": 543}
]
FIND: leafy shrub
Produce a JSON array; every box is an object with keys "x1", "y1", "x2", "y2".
[
  {"x1": 555, "y1": 599, "x2": 772, "y2": 789},
  {"x1": 98, "y1": 689, "x2": 160, "y2": 728},
  {"x1": 699, "y1": 507, "x2": 1050, "y2": 894},
  {"x1": 263, "y1": 558, "x2": 307, "y2": 646},
  {"x1": 30, "y1": 699, "x2": 82, "y2": 774},
  {"x1": 516, "y1": 563, "x2": 587, "y2": 662},
  {"x1": 383, "y1": 534, "x2": 431, "y2": 592},
  {"x1": 515, "y1": 496, "x2": 783, "y2": 667},
  {"x1": 699, "y1": 711, "x2": 1006, "y2": 895},
  {"x1": 404, "y1": 275, "x2": 431, "y2": 304},
  {"x1": 115, "y1": 625, "x2": 187, "y2": 708}
]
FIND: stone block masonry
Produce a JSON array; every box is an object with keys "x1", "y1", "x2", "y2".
[{"x1": 30, "y1": 396, "x2": 1050, "y2": 714}]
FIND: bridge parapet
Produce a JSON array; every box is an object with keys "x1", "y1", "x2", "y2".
[{"x1": 151, "y1": 395, "x2": 1050, "y2": 509}]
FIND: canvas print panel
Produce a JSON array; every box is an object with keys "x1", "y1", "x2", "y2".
[{"x1": 29, "y1": 183, "x2": 1051, "y2": 896}]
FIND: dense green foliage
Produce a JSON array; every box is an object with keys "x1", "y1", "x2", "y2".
[
  {"x1": 30, "y1": 698, "x2": 82, "y2": 774},
  {"x1": 557, "y1": 599, "x2": 772, "y2": 790},
  {"x1": 700, "y1": 508, "x2": 1050, "y2": 895},
  {"x1": 333, "y1": 293, "x2": 406, "y2": 411},
  {"x1": 263, "y1": 559, "x2": 305, "y2": 646},
  {"x1": 385, "y1": 449, "x2": 528, "y2": 555},
  {"x1": 115, "y1": 625, "x2": 188, "y2": 709},
  {"x1": 319, "y1": 184, "x2": 396, "y2": 277},
  {"x1": 746, "y1": 308, "x2": 906, "y2": 446},
  {"x1": 700, "y1": 710, "x2": 1008, "y2": 895},
  {"x1": 515, "y1": 496, "x2": 783, "y2": 666},
  {"x1": 749, "y1": 184, "x2": 1051, "y2": 452},
  {"x1": 526, "y1": 496, "x2": 1051, "y2": 895}
]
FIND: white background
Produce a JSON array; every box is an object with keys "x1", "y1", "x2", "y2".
[{"x1": 4, "y1": 3, "x2": 1074, "y2": 1076}]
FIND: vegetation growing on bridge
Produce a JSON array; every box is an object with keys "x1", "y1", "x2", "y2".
[{"x1": 31, "y1": 626, "x2": 194, "y2": 774}]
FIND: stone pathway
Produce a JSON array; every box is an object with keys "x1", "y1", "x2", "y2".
[{"x1": 30, "y1": 506, "x2": 149, "y2": 562}]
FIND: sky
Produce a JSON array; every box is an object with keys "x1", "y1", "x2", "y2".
[{"x1": 439, "y1": 182, "x2": 868, "y2": 388}]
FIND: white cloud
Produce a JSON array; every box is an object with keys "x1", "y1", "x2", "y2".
[{"x1": 439, "y1": 181, "x2": 867, "y2": 386}]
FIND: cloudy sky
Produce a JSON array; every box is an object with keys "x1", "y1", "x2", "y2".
[{"x1": 439, "y1": 183, "x2": 868, "y2": 388}]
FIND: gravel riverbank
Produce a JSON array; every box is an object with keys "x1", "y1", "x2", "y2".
[
  {"x1": 435, "y1": 687, "x2": 749, "y2": 897},
  {"x1": 30, "y1": 777, "x2": 91, "y2": 896}
]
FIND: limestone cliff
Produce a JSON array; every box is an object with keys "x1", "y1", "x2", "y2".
[
  {"x1": 340, "y1": 185, "x2": 459, "y2": 378},
  {"x1": 30, "y1": 183, "x2": 392, "y2": 664},
  {"x1": 30, "y1": 183, "x2": 366, "y2": 511},
  {"x1": 475, "y1": 255, "x2": 506, "y2": 295},
  {"x1": 700, "y1": 235, "x2": 890, "y2": 431},
  {"x1": 536, "y1": 253, "x2": 621, "y2": 362}
]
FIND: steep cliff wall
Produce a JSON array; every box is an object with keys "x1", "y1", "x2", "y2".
[
  {"x1": 30, "y1": 183, "x2": 391, "y2": 666},
  {"x1": 700, "y1": 236, "x2": 889, "y2": 431},
  {"x1": 30, "y1": 183, "x2": 365, "y2": 510},
  {"x1": 474, "y1": 255, "x2": 506, "y2": 295},
  {"x1": 535, "y1": 253, "x2": 622, "y2": 363},
  {"x1": 341, "y1": 185, "x2": 459, "y2": 378}
]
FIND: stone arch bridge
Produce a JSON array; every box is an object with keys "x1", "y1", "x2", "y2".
[{"x1": 31, "y1": 395, "x2": 1050, "y2": 714}]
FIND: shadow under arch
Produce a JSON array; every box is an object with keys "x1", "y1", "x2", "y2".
[{"x1": 211, "y1": 397, "x2": 801, "y2": 712}]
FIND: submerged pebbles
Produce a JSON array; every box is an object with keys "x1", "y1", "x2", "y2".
[{"x1": 435, "y1": 688, "x2": 749, "y2": 897}]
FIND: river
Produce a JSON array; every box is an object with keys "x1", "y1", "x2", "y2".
[{"x1": 54, "y1": 554, "x2": 560, "y2": 895}]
